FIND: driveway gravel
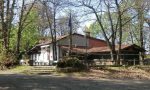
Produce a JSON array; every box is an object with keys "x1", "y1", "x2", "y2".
[{"x1": 0, "y1": 74, "x2": 150, "y2": 90}]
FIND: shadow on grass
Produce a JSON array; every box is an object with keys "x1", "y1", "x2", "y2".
[{"x1": 0, "y1": 74, "x2": 150, "y2": 90}]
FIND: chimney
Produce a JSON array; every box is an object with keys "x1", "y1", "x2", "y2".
[
  {"x1": 85, "y1": 31, "x2": 91, "y2": 37},
  {"x1": 84, "y1": 26, "x2": 90, "y2": 37}
]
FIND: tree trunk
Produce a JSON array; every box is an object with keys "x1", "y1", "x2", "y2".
[
  {"x1": 7, "y1": 0, "x2": 16, "y2": 50},
  {"x1": 45, "y1": 2, "x2": 55, "y2": 61},
  {"x1": 16, "y1": 30, "x2": 22, "y2": 56},
  {"x1": 115, "y1": 0, "x2": 122, "y2": 65},
  {"x1": 135, "y1": 0, "x2": 145, "y2": 65},
  {"x1": 69, "y1": 12, "x2": 72, "y2": 56},
  {"x1": 0, "y1": 0, "x2": 8, "y2": 51},
  {"x1": 16, "y1": 0, "x2": 25, "y2": 57},
  {"x1": 138, "y1": 9, "x2": 144, "y2": 65},
  {"x1": 53, "y1": 6, "x2": 57, "y2": 61}
]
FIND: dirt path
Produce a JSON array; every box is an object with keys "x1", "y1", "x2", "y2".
[{"x1": 0, "y1": 74, "x2": 150, "y2": 90}]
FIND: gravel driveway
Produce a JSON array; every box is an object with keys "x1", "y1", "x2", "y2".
[{"x1": 0, "y1": 74, "x2": 150, "y2": 90}]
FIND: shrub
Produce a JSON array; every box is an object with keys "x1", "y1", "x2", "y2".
[
  {"x1": 57, "y1": 56, "x2": 87, "y2": 72},
  {"x1": 0, "y1": 51, "x2": 17, "y2": 70}
]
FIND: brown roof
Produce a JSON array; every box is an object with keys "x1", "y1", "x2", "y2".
[
  {"x1": 60, "y1": 44, "x2": 145, "y2": 54},
  {"x1": 61, "y1": 46, "x2": 86, "y2": 54},
  {"x1": 34, "y1": 34, "x2": 68, "y2": 47},
  {"x1": 88, "y1": 46, "x2": 110, "y2": 53},
  {"x1": 89, "y1": 44, "x2": 145, "y2": 53},
  {"x1": 36, "y1": 33, "x2": 106, "y2": 46}
]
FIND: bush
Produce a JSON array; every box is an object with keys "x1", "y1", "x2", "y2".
[
  {"x1": 0, "y1": 51, "x2": 17, "y2": 70},
  {"x1": 57, "y1": 57, "x2": 87, "y2": 72}
]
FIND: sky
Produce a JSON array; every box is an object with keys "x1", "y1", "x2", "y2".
[
  {"x1": 55, "y1": 1, "x2": 97, "y2": 35},
  {"x1": 13, "y1": 0, "x2": 96, "y2": 35},
  {"x1": 14, "y1": 0, "x2": 150, "y2": 40}
]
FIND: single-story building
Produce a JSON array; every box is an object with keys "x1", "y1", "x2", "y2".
[{"x1": 28, "y1": 33, "x2": 145, "y2": 66}]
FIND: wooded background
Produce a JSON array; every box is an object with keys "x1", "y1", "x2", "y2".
[{"x1": 0, "y1": 0, "x2": 149, "y2": 66}]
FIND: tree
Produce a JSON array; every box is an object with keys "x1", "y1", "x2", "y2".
[
  {"x1": 16, "y1": 0, "x2": 36, "y2": 58},
  {"x1": 41, "y1": 0, "x2": 70, "y2": 60},
  {"x1": 134, "y1": 0, "x2": 149, "y2": 65},
  {"x1": 79, "y1": 0, "x2": 121, "y2": 62},
  {"x1": 57, "y1": 11, "x2": 79, "y2": 35},
  {"x1": 79, "y1": 0, "x2": 150, "y2": 64},
  {"x1": 0, "y1": 0, "x2": 16, "y2": 51},
  {"x1": 114, "y1": 0, "x2": 122, "y2": 64},
  {"x1": 21, "y1": 9, "x2": 40, "y2": 52},
  {"x1": 6, "y1": 3, "x2": 41, "y2": 59}
]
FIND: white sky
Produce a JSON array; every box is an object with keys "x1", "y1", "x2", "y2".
[
  {"x1": 15, "y1": 0, "x2": 150, "y2": 36},
  {"x1": 14, "y1": 0, "x2": 96, "y2": 34}
]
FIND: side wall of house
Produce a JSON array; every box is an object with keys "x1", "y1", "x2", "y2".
[
  {"x1": 49, "y1": 44, "x2": 54, "y2": 61},
  {"x1": 58, "y1": 35, "x2": 107, "y2": 48},
  {"x1": 46, "y1": 44, "x2": 61, "y2": 62},
  {"x1": 88, "y1": 38, "x2": 107, "y2": 48},
  {"x1": 58, "y1": 35, "x2": 89, "y2": 47},
  {"x1": 40, "y1": 45, "x2": 48, "y2": 62}
]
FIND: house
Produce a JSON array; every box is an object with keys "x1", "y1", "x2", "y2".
[
  {"x1": 28, "y1": 33, "x2": 144, "y2": 66},
  {"x1": 87, "y1": 44, "x2": 145, "y2": 65}
]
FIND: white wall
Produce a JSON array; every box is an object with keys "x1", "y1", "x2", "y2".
[
  {"x1": 49, "y1": 44, "x2": 53, "y2": 61},
  {"x1": 32, "y1": 45, "x2": 50, "y2": 63},
  {"x1": 32, "y1": 35, "x2": 89, "y2": 64}
]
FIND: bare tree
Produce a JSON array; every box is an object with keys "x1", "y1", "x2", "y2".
[
  {"x1": 80, "y1": 0, "x2": 117, "y2": 61},
  {"x1": 43, "y1": 1, "x2": 55, "y2": 60},
  {"x1": 57, "y1": 12, "x2": 79, "y2": 36},
  {"x1": 134, "y1": 0, "x2": 149, "y2": 65},
  {"x1": 114, "y1": 0, "x2": 122, "y2": 65},
  {"x1": 40, "y1": 0, "x2": 66, "y2": 60}
]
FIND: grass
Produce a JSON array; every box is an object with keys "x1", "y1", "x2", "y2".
[
  {"x1": 0, "y1": 65, "x2": 32, "y2": 74},
  {"x1": 12, "y1": 65, "x2": 31, "y2": 71},
  {"x1": 145, "y1": 54, "x2": 150, "y2": 58},
  {"x1": 1, "y1": 65, "x2": 150, "y2": 80},
  {"x1": 54, "y1": 65, "x2": 150, "y2": 80}
]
